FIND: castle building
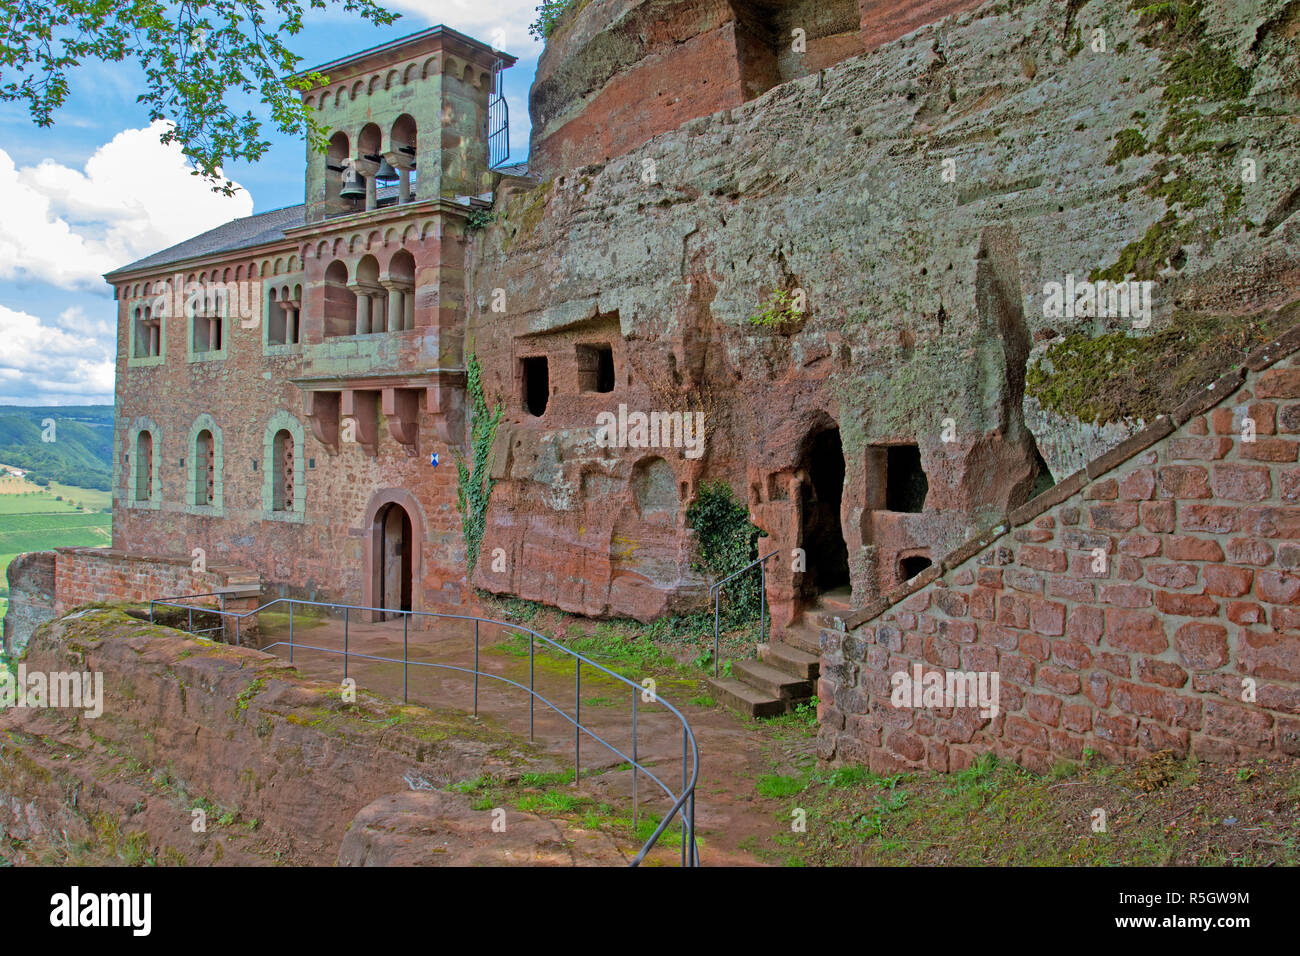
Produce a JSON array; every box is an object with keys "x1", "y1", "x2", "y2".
[{"x1": 103, "y1": 26, "x2": 519, "y2": 619}]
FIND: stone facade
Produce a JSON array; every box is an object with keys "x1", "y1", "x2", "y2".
[{"x1": 817, "y1": 330, "x2": 1300, "y2": 770}]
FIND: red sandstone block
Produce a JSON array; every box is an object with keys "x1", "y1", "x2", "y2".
[
  {"x1": 1143, "y1": 562, "x2": 1197, "y2": 590},
  {"x1": 1037, "y1": 664, "x2": 1081, "y2": 695},
  {"x1": 1256, "y1": 368, "x2": 1300, "y2": 399},
  {"x1": 1241, "y1": 505, "x2": 1300, "y2": 539},
  {"x1": 1005, "y1": 569, "x2": 1042, "y2": 594},
  {"x1": 1094, "y1": 712, "x2": 1139, "y2": 746},
  {"x1": 1053, "y1": 640, "x2": 1093, "y2": 671},
  {"x1": 1173, "y1": 620, "x2": 1230, "y2": 670},
  {"x1": 983, "y1": 624, "x2": 1020, "y2": 650},
  {"x1": 1018, "y1": 632, "x2": 1050, "y2": 661},
  {"x1": 960, "y1": 644, "x2": 997, "y2": 673},
  {"x1": 1257, "y1": 571, "x2": 1300, "y2": 605},
  {"x1": 970, "y1": 587, "x2": 996, "y2": 620},
  {"x1": 1204, "y1": 700, "x2": 1273, "y2": 748},
  {"x1": 1167, "y1": 437, "x2": 1233, "y2": 460},
  {"x1": 1203, "y1": 565, "x2": 1253, "y2": 597},
  {"x1": 1049, "y1": 576, "x2": 1096, "y2": 602},
  {"x1": 1280, "y1": 403, "x2": 1300, "y2": 434},
  {"x1": 1141, "y1": 500, "x2": 1176, "y2": 533},
  {"x1": 1029, "y1": 599, "x2": 1066, "y2": 636},
  {"x1": 1085, "y1": 478, "x2": 1118, "y2": 500},
  {"x1": 997, "y1": 650, "x2": 1034, "y2": 684},
  {"x1": 1275, "y1": 607, "x2": 1300, "y2": 630},
  {"x1": 1067, "y1": 605, "x2": 1104, "y2": 644},
  {"x1": 1278, "y1": 718, "x2": 1300, "y2": 758},
  {"x1": 1211, "y1": 463, "x2": 1272, "y2": 501},
  {"x1": 1061, "y1": 705, "x2": 1092, "y2": 733},
  {"x1": 1225, "y1": 537, "x2": 1274, "y2": 565},
  {"x1": 1226, "y1": 601, "x2": 1266, "y2": 626},
  {"x1": 1179, "y1": 505, "x2": 1240, "y2": 534},
  {"x1": 1187, "y1": 416, "x2": 1208, "y2": 435},
  {"x1": 1017, "y1": 545, "x2": 1067, "y2": 573},
  {"x1": 1027, "y1": 693, "x2": 1062, "y2": 727},
  {"x1": 1123, "y1": 557, "x2": 1146, "y2": 581},
  {"x1": 1154, "y1": 590, "x2": 1220, "y2": 617},
  {"x1": 1100, "y1": 583, "x2": 1153, "y2": 608},
  {"x1": 1118, "y1": 467, "x2": 1156, "y2": 500},
  {"x1": 1014, "y1": 528, "x2": 1054, "y2": 544},
  {"x1": 1096, "y1": 650, "x2": 1132, "y2": 677},
  {"x1": 1089, "y1": 502, "x2": 1141, "y2": 531},
  {"x1": 1281, "y1": 543, "x2": 1300, "y2": 569},
  {"x1": 1240, "y1": 437, "x2": 1298, "y2": 462},
  {"x1": 1165, "y1": 534, "x2": 1225, "y2": 562},
  {"x1": 1118, "y1": 533, "x2": 1162, "y2": 557},
  {"x1": 1239, "y1": 629, "x2": 1300, "y2": 682},
  {"x1": 998, "y1": 594, "x2": 1030, "y2": 629},
  {"x1": 1157, "y1": 465, "x2": 1212, "y2": 499},
  {"x1": 933, "y1": 587, "x2": 969, "y2": 617},
  {"x1": 1005, "y1": 714, "x2": 1050, "y2": 750},
  {"x1": 1137, "y1": 657, "x2": 1189, "y2": 689},
  {"x1": 1105, "y1": 608, "x2": 1169, "y2": 654},
  {"x1": 1085, "y1": 673, "x2": 1112, "y2": 709},
  {"x1": 977, "y1": 568, "x2": 1002, "y2": 589}
]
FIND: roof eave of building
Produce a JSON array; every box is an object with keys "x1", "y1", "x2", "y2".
[{"x1": 292, "y1": 24, "x2": 517, "y2": 83}]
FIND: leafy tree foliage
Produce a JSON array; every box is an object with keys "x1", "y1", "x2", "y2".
[{"x1": 0, "y1": 0, "x2": 398, "y2": 193}]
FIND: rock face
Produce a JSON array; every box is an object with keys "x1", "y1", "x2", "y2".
[
  {"x1": 528, "y1": 0, "x2": 987, "y2": 174},
  {"x1": 0, "y1": 609, "x2": 533, "y2": 865},
  {"x1": 466, "y1": 0, "x2": 1300, "y2": 626}
]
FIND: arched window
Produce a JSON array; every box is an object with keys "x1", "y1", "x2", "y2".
[
  {"x1": 262, "y1": 412, "x2": 305, "y2": 520},
  {"x1": 323, "y1": 260, "x2": 356, "y2": 337},
  {"x1": 272, "y1": 429, "x2": 293, "y2": 510},
  {"x1": 186, "y1": 415, "x2": 223, "y2": 512},
  {"x1": 134, "y1": 430, "x2": 154, "y2": 501},
  {"x1": 194, "y1": 429, "x2": 215, "y2": 505}
]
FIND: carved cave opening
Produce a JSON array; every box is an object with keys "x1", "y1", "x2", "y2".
[
  {"x1": 521, "y1": 356, "x2": 549, "y2": 417},
  {"x1": 800, "y1": 425, "x2": 850, "y2": 595}
]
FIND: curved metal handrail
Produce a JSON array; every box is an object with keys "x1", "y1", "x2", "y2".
[
  {"x1": 148, "y1": 595, "x2": 699, "y2": 866},
  {"x1": 710, "y1": 549, "x2": 779, "y2": 677}
]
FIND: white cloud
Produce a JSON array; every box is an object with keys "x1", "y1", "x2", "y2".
[
  {"x1": 383, "y1": 0, "x2": 542, "y2": 54},
  {"x1": 0, "y1": 121, "x2": 254, "y2": 289},
  {"x1": 0, "y1": 303, "x2": 115, "y2": 403}
]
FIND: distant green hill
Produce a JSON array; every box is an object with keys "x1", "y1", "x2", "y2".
[{"x1": 0, "y1": 405, "x2": 113, "y2": 491}]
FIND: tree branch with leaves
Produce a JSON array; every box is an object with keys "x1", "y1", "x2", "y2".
[{"x1": 0, "y1": 0, "x2": 398, "y2": 194}]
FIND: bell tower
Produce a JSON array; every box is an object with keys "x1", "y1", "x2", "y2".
[{"x1": 298, "y1": 26, "x2": 515, "y2": 224}]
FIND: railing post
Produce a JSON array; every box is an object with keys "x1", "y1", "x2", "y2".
[
  {"x1": 760, "y1": 560, "x2": 767, "y2": 645},
  {"x1": 528, "y1": 632, "x2": 534, "y2": 742},
  {"x1": 344, "y1": 606, "x2": 349, "y2": 682},
  {"x1": 632, "y1": 691, "x2": 639, "y2": 829},
  {"x1": 149, "y1": 603, "x2": 155, "y2": 625},
  {"x1": 288, "y1": 602, "x2": 294, "y2": 664},
  {"x1": 188, "y1": 605, "x2": 193, "y2": 635},
  {"x1": 473, "y1": 620, "x2": 480, "y2": 719},
  {"x1": 234, "y1": 614, "x2": 241, "y2": 647},
  {"x1": 575, "y1": 660, "x2": 581, "y2": 783},
  {"x1": 681, "y1": 728, "x2": 688, "y2": 867},
  {"x1": 689, "y1": 790, "x2": 697, "y2": 867},
  {"x1": 713, "y1": 590, "x2": 720, "y2": 678},
  {"x1": 403, "y1": 611, "x2": 409, "y2": 703}
]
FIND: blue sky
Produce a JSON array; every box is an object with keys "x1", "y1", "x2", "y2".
[{"x1": 0, "y1": 0, "x2": 541, "y2": 406}]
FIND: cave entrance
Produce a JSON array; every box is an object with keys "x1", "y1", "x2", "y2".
[
  {"x1": 800, "y1": 426, "x2": 850, "y2": 597},
  {"x1": 375, "y1": 502, "x2": 413, "y2": 620}
]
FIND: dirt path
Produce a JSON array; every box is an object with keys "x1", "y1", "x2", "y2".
[{"x1": 251, "y1": 613, "x2": 793, "y2": 866}]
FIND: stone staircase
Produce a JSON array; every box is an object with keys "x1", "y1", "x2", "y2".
[{"x1": 707, "y1": 587, "x2": 853, "y2": 717}]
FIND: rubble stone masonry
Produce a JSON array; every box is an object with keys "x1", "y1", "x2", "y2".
[{"x1": 818, "y1": 330, "x2": 1300, "y2": 771}]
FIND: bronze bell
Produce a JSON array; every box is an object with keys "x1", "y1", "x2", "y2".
[
  {"x1": 339, "y1": 174, "x2": 366, "y2": 199},
  {"x1": 376, "y1": 159, "x2": 399, "y2": 184}
]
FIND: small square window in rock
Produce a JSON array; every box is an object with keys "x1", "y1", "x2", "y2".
[{"x1": 576, "y1": 343, "x2": 615, "y2": 393}]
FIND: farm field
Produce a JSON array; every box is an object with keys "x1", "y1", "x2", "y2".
[{"x1": 0, "y1": 471, "x2": 111, "y2": 620}]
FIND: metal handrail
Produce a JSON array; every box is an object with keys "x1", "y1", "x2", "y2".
[
  {"x1": 148, "y1": 595, "x2": 699, "y2": 867},
  {"x1": 709, "y1": 550, "x2": 779, "y2": 678}
]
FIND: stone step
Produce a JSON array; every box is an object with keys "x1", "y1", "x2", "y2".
[
  {"x1": 707, "y1": 677, "x2": 786, "y2": 718},
  {"x1": 760, "y1": 641, "x2": 820, "y2": 680},
  {"x1": 732, "y1": 659, "x2": 814, "y2": 700},
  {"x1": 781, "y1": 626, "x2": 822, "y2": 656}
]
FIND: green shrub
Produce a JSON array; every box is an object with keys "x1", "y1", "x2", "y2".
[
  {"x1": 686, "y1": 481, "x2": 766, "y2": 626},
  {"x1": 455, "y1": 354, "x2": 503, "y2": 576}
]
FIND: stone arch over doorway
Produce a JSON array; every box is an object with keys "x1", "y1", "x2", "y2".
[{"x1": 362, "y1": 488, "x2": 426, "y2": 620}]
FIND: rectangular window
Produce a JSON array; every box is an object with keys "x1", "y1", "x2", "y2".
[
  {"x1": 576, "y1": 343, "x2": 615, "y2": 393},
  {"x1": 194, "y1": 314, "x2": 223, "y2": 353},
  {"x1": 521, "y1": 356, "x2": 549, "y2": 417}
]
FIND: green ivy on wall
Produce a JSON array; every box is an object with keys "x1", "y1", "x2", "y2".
[
  {"x1": 456, "y1": 353, "x2": 503, "y2": 577},
  {"x1": 686, "y1": 481, "x2": 767, "y2": 627}
]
